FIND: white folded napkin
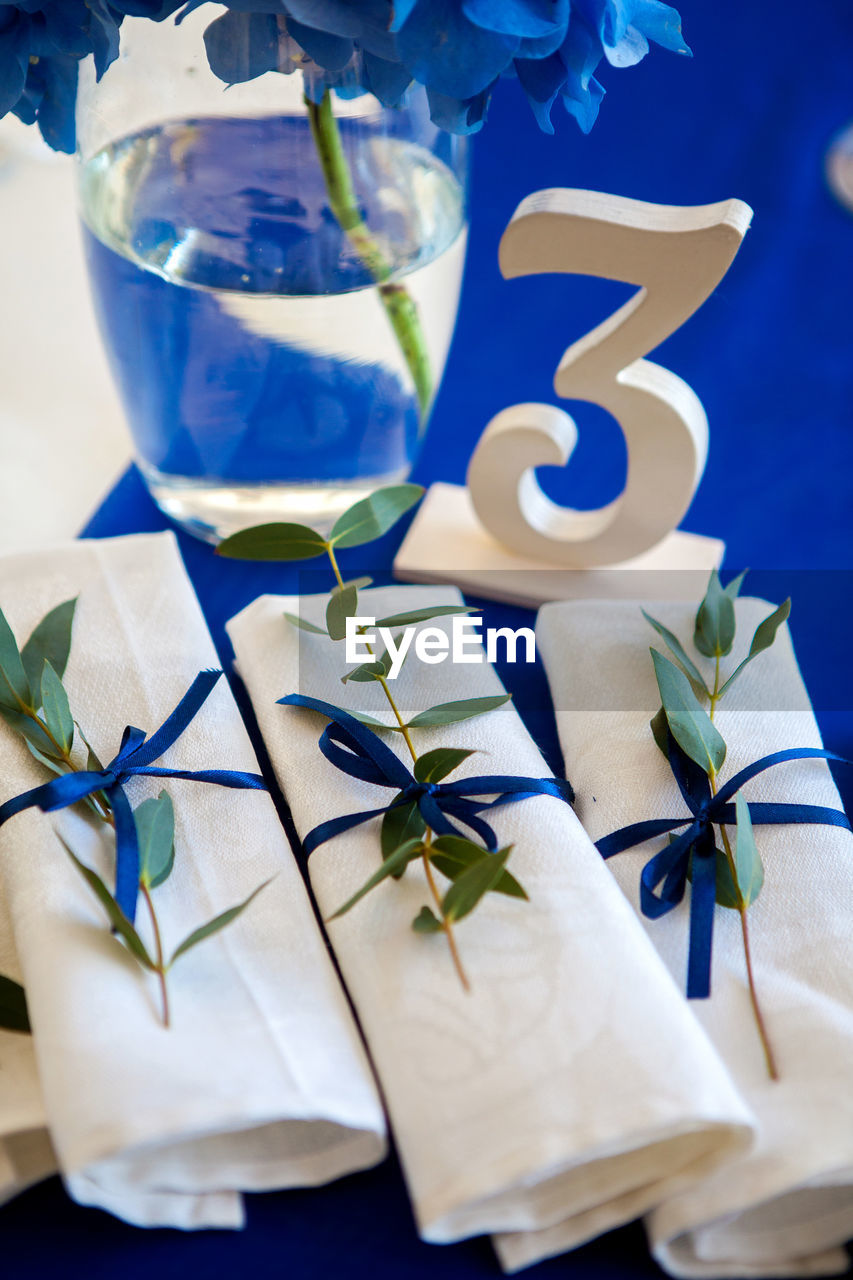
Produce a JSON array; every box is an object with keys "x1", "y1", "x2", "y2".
[
  {"x1": 0, "y1": 895, "x2": 55, "y2": 1206},
  {"x1": 537, "y1": 596, "x2": 853, "y2": 1277},
  {"x1": 0, "y1": 532, "x2": 385, "y2": 1229},
  {"x1": 228, "y1": 585, "x2": 752, "y2": 1266}
]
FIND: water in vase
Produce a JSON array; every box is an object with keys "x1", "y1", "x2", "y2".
[{"x1": 79, "y1": 114, "x2": 468, "y2": 540}]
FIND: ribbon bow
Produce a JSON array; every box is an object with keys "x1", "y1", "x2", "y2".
[
  {"x1": 597, "y1": 733, "x2": 851, "y2": 999},
  {"x1": 0, "y1": 670, "x2": 266, "y2": 921},
  {"x1": 279, "y1": 694, "x2": 574, "y2": 855}
]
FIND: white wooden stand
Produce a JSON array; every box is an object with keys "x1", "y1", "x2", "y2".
[
  {"x1": 392, "y1": 189, "x2": 750, "y2": 607},
  {"x1": 394, "y1": 483, "x2": 724, "y2": 609}
]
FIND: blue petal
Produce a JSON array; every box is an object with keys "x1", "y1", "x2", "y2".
[
  {"x1": 463, "y1": 0, "x2": 568, "y2": 39},
  {"x1": 329, "y1": 77, "x2": 370, "y2": 100},
  {"x1": 286, "y1": 16, "x2": 354, "y2": 70},
  {"x1": 397, "y1": 0, "x2": 519, "y2": 99},
  {"x1": 203, "y1": 10, "x2": 281, "y2": 84},
  {"x1": 12, "y1": 94, "x2": 37, "y2": 125},
  {"x1": 31, "y1": 5, "x2": 92, "y2": 60},
  {"x1": 632, "y1": 0, "x2": 690, "y2": 54},
  {"x1": 515, "y1": 50, "x2": 566, "y2": 133},
  {"x1": 574, "y1": 0, "x2": 689, "y2": 67},
  {"x1": 111, "y1": 2, "x2": 187, "y2": 17},
  {"x1": 281, "y1": 0, "x2": 397, "y2": 59},
  {"x1": 363, "y1": 49, "x2": 412, "y2": 105},
  {"x1": 559, "y1": 11, "x2": 603, "y2": 91},
  {"x1": 390, "y1": 0, "x2": 419, "y2": 33},
  {"x1": 285, "y1": 0, "x2": 392, "y2": 38},
  {"x1": 562, "y1": 71, "x2": 604, "y2": 133},
  {"x1": 85, "y1": 0, "x2": 123, "y2": 80},
  {"x1": 180, "y1": 0, "x2": 283, "y2": 16},
  {"x1": 426, "y1": 83, "x2": 492, "y2": 134},
  {"x1": 0, "y1": 17, "x2": 30, "y2": 117},
  {"x1": 604, "y1": 21, "x2": 648, "y2": 67},
  {"x1": 517, "y1": 18, "x2": 573, "y2": 59},
  {"x1": 33, "y1": 55, "x2": 78, "y2": 153}
]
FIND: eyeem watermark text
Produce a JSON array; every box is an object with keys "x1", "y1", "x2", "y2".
[{"x1": 345, "y1": 616, "x2": 535, "y2": 679}]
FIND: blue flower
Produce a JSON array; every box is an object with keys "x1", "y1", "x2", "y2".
[
  {"x1": 0, "y1": 1, "x2": 123, "y2": 151},
  {"x1": 0, "y1": 0, "x2": 690, "y2": 151},
  {"x1": 199, "y1": 0, "x2": 689, "y2": 135}
]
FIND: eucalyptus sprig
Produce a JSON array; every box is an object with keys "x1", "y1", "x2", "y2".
[
  {"x1": 59, "y1": 793, "x2": 269, "y2": 1030},
  {"x1": 644, "y1": 570, "x2": 791, "y2": 1079},
  {"x1": 219, "y1": 485, "x2": 528, "y2": 990},
  {"x1": 0, "y1": 600, "x2": 267, "y2": 1029}
]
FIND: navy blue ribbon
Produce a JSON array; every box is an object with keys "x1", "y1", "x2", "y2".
[
  {"x1": 0, "y1": 670, "x2": 266, "y2": 922},
  {"x1": 597, "y1": 734, "x2": 851, "y2": 999},
  {"x1": 279, "y1": 694, "x2": 574, "y2": 855}
]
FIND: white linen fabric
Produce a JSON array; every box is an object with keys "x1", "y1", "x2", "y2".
[
  {"x1": 228, "y1": 586, "x2": 752, "y2": 1267},
  {"x1": 0, "y1": 893, "x2": 55, "y2": 1206},
  {"x1": 0, "y1": 533, "x2": 385, "y2": 1229},
  {"x1": 537, "y1": 596, "x2": 853, "y2": 1277}
]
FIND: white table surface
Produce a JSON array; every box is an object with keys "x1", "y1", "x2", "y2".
[{"x1": 0, "y1": 117, "x2": 129, "y2": 556}]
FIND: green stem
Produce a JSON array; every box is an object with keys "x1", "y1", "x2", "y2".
[
  {"x1": 305, "y1": 89, "x2": 433, "y2": 416},
  {"x1": 709, "y1": 761, "x2": 778, "y2": 1080},
  {"x1": 709, "y1": 652, "x2": 722, "y2": 719},
  {"x1": 325, "y1": 544, "x2": 469, "y2": 990},
  {"x1": 141, "y1": 882, "x2": 170, "y2": 1029}
]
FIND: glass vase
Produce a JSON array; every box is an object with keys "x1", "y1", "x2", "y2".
[{"x1": 75, "y1": 13, "x2": 469, "y2": 542}]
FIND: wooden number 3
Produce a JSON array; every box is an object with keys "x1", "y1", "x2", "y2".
[{"x1": 467, "y1": 190, "x2": 752, "y2": 568}]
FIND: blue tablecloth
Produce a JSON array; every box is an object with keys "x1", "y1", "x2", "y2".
[{"x1": 5, "y1": 0, "x2": 853, "y2": 1273}]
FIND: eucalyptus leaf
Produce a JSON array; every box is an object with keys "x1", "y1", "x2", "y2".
[
  {"x1": 61, "y1": 839, "x2": 156, "y2": 971},
  {"x1": 0, "y1": 704, "x2": 61, "y2": 758},
  {"x1": 217, "y1": 523, "x2": 327, "y2": 561},
  {"x1": 412, "y1": 905, "x2": 443, "y2": 934},
  {"x1": 694, "y1": 569, "x2": 736, "y2": 658},
  {"x1": 69, "y1": 723, "x2": 107, "y2": 816},
  {"x1": 443, "y1": 847, "x2": 511, "y2": 922},
  {"x1": 685, "y1": 841, "x2": 740, "y2": 910},
  {"x1": 713, "y1": 848, "x2": 741, "y2": 910},
  {"x1": 342, "y1": 660, "x2": 387, "y2": 684},
  {"x1": 135, "y1": 791, "x2": 176, "y2": 890},
  {"x1": 332, "y1": 576, "x2": 373, "y2": 595},
  {"x1": 734, "y1": 793, "x2": 764, "y2": 907},
  {"x1": 0, "y1": 974, "x2": 30, "y2": 1034},
  {"x1": 328, "y1": 839, "x2": 424, "y2": 919},
  {"x1": 74, "y1": 721, "x2": 104, "y2": 771},
  {"x1": 652, "y1": 650, "x2": 727, "y2": 776},
  {"x1": 345, "y1": 709, "x2": 397, "y2": 731},
  {"x1": 650, "y1": 706, "x2": 670, "y2": 759},
  {"x1": 413, "y1": 747, "x2": 475, "y2": 784},
  {"x1": 21, "y1": 597, "x2": 77, "y2": 692},
  {"x1": 381, "y1": 798, "x2": 426, "y2": 860},
  {"x1": 430, "y1": 836, "x2": 527, "y2": 900},
  {"x1": 326, "y1": 584, "x2": 359, "y2": 642},
  {"x1": 41, "y1": 661, "x2": 73, "y2": 755},
  {"x1": 0, "y1": 606, "x2": 30, "y2": 711},
  {"x1": 373, "y1": 605, "x2": 474, "y2": 629},
  {"x1": 342, "y1": 645, "x2": 393, "y2": 683},
  {"x1": 284, "y1": 612, "x2": 326, "y2": 636},
  {"x1": 24, "y1": 738, "x2": 68, "y2": 779},
  {"x1": 642, "y1": 610, "x2": 708, "y2": 698},
  {"x1": 170, "y1": 879, "x2": 271, "y2": 965},
  {"x1": 717, "y1": 599, "x2": 791, "y2": 699},
  {"x1": 723, "y1": 569, "x2": 749, "y2": 600},
  {"x1": 406, "y1": 694, "x2": 511, "y2": 729},
  {"x1": 329, "y1": 484, "x2": 423, "y2": 549}
]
